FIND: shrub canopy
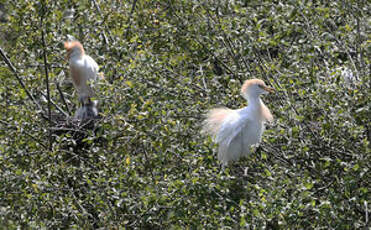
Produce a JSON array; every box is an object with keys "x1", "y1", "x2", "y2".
[{"x1": 0, "y1": 0, "x2": 369, "y2": 228}]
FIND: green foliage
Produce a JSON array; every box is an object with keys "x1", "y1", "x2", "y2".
[{"x1": 0, "y1": 0, "x2": 369, "y2": 228}]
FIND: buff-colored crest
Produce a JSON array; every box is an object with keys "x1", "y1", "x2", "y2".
[
  {"x1": 64, "y1": 41, "x2": 85, "y2": 54},
  {"x1": 240, "y1": 79, "x2": 266, "y2": 94}
]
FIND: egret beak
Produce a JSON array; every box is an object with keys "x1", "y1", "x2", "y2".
[{"x1": 263, "y1": 86, "x2": 275, "y2": 93}]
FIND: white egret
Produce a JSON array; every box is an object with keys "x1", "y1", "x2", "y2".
[
  {"x1": 64, "y1": 40, "x2": 103, "y2": 105},
  {"x1": 64, "y1": 40, "x2": 103, "y2": 120},
  {"x1": 202, "y1": 79, "x2": 274, "y2": 165}
]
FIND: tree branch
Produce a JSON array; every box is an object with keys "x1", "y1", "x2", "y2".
[
  {"x1": 41, "y1": 1, "x2": 53, "y2": 150},
  {"x1": 0, "y1": 47, "x2": 45, "y2": 114},
  {"x1": 56, "y1": 81, "x2": 71, "y2": 116},
  {"x1": 41, "y1": 29, "x2": 53, "y2": 150},
  {"x1": 125, "y1": 0, "x2": 138, "y2": 40},
  {"x1": 91, "y1": 0, "x2": 110, "y2": 45}
]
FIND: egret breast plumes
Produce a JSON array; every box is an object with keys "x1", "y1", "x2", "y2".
[{"x1": 202, "y1": 79, "x2": 274, "y2": 165}]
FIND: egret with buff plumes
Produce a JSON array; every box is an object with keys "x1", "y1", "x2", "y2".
[
  {"x1": 202, "y1": 79, "x2": 275, "y2": 165},
  {"x1": 64, "y1": 40, "x2": 103, "y2": 104},
  {"x1": 64, "y1": 40, "x2": 103, "y2": 120}
]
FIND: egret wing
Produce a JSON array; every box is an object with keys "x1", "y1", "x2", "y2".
[
  {"x1": 216, "y1": 109, "x2": 248, "y2": 145},
  {"x1": 216, "y1": 109, "x2": 251, "y2": 164},
  {"x1": 83, "y1": 55, "x2": 99, "y2": 81}
]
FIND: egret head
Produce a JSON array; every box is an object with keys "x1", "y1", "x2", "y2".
[
  {"x1": 64, "y1": 40, "x2": 84, "y2": 60},
  {"x1": 241, "y1": 79, "x2": 275, "y2": 100}
]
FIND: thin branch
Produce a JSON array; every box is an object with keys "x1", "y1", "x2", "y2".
[
  {"x1": 0, "y1": 47, "x2": 44, "y2": 113},
  {"x1": 355, "y1": 8, "x2": 364, "y2": 76},
  {"x1": 54, "y1": 70, "x2": 71, "y2": 116},
  {"x1": 223, "y1": 35, "x2": 241, "y2": 70},
  {"x1": 56, "y1": 81, "x2": 71, "y2": 116},
  {"x1": 41, "y1": 2, "x2": 53, "y2": 150},
  {"x1": 91, "y1": 0, "x2": 110, "y2": 45},
  {"x1": 160, "y1": 66, "x2": 208, "y2": 93},
  {"x1": 39, "y1": 91, "x2": 69, "y2": 118},
  {"x1": 125, "y1": 0, "x2": 138, "y2": 40}
]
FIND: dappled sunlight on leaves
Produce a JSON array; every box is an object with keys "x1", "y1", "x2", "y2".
[{"x1": 0, "y1": 0, "x2": 369, "y2": 229}]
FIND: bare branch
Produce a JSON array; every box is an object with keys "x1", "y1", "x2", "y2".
[
  {"x1": 91, "y1": 0, "x2": 110, "y2": 45},
  {"x1": 40, "y1": 0, "x2": 53, "y2": 150},
  {"x1": 56, "y1": 81, "x2": 71, "y2": 116},
  {"x1": 0, "y1": 47, "x2": 45, "y2": 114},
  {"x1": 39, "y1": 91, "x2": 69, "y2": 118},
  {"x1": 125, "y1": 0, "x2": 138, "y2": 40}
]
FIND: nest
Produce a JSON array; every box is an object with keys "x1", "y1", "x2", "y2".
[{"x1": 49, "y1": 110, "x2": 104, "y2": 166}]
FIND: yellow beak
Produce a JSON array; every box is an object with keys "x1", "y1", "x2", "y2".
[{"x1": 263, "y1": 86, "x2": 275, "y2": 93}]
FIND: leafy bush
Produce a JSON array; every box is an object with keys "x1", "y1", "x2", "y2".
[{"x1": 0, "y1": 0, "x2": 369, "y2": 228}]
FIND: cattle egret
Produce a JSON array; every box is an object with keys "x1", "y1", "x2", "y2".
[
  {"x1": 202, "y1": 79, "x2": 274, "y2": 165},
  {"x1": 64, "y1": 40, "x2": 102, "y2": 105}
]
